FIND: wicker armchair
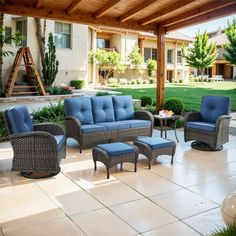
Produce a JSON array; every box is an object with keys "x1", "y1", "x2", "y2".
[
  {"x1": 184, "y1": 95, "x2": 231, "y2": 151},
  {"x1": 4, "y1": 105, "x2": 66, "y2": 178}
]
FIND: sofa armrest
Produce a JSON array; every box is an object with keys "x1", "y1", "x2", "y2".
[
  {"x1": 33, "y1": 123, "x2": 64, "y2": 135},
  {"x1": 134, "y1": 111, "x2": 154, "y2": 123},
  {"x1": 65, "y1": 116, "x2": 82, "y2": 139}
]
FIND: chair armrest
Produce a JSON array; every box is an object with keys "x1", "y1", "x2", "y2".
[
  {"x1": 65, "y1": 116, "x2": 82, "y2": 129},
  {"x1": 9, "y1": 131, "x2": 58, "y2": 151},
  {"x1": 215, "y1": 115, "x2": 231, "y2": 131},
  {"x1": 33, "y1": 123, "x2": 64, "y2": 135},
  {"x1": 134, "y1": 111, "x2": 154, "y2": 123},
  {"x1": 184, "y1": 112, "x2": 201, "y2": 123}
]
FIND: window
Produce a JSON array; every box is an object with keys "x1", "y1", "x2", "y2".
[
  {"x1": 55, "y1": 22, "x2": 71, "y2": 48},
  {"x1": 97, "y1": 38, "x2": 110, "y2": 49},
  {"x1": 5, "y1": 27, "x2": 12, "y2": 44},
  {"x1": 167, "y1": 49, "x2": 173, "y2": 63},
  {"x1": 16, "y1": 20, "x2": 27, "y2": 46},
  {"x1": 177, "y1": 50, "x2": 182, "y2": 63},
  {"x1": 144, "y1": 48, "x2": 157, "y2": 62}
]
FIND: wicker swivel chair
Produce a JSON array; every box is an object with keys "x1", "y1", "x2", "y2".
[
  {"x1": 184, "y1": 95, "x2": 231, "y2": 151},
  {"x1": 4, "y1": 105, "x2": 66, "y2": 178}
]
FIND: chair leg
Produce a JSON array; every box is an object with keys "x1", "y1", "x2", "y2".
[
  {"x1": 106, "y1": 167, "x2": 110, "y2": 179},
  {"x1": 148, "y1": 159, "x2": 151, "y2": 169},
  {"x1": 171, "y1": 155, "x2": 174, "y2": 165},
  {"x1": 134, "y1": 162, "x2": 137, "y2": 172},
  {"x1": 94, "y1": 160, "x2": 97, "y2": 171},
  {"x1": 79, "y1": 144, "x2": 82, "y2": 153}
]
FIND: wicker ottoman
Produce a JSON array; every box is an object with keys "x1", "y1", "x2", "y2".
[
  {"x1": 134, "y1": 137, "x2": 176, "y2": 169},
  {"x1": 92, "y1": 142, "x2": 139, "y2": 179}
]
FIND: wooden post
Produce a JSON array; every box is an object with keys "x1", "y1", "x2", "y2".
[{"x1": 156, "y1": 26, "x2": 165, "y2": 111}]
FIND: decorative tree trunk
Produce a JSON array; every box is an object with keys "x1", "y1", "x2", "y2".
[
  {"x1": 0, "y1": 13, "x2": 4, "y2": 88},
  {"x1": 34, "y1": 18, "x2": 46, "y2": 68}
]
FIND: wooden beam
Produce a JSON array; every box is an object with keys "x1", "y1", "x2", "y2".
[
  {"x1": 140, "y1": 0, "x2": 198, "y2": 25},
  {"x1": 119, "y1": 0, "x2": 157, "y2": 22},
  {"x1": 160, "y1": 0, "x2": 235, "y2": 27},
  {"x1": 166, "y1": 3, "x2": 236, "y2": 32},
  {"x1": 156, "y1": 25, "x2": 165, "y2": 111},
  {"x1": 94, "y1": 0, "x2": 122, "y2": 18},
  {"x1": 0, "y1": 4, "x2": 157, "y2": 32},
  {"x1": 66, "y1": 0, "x2": 83, "y2": 14},
  {"x1": 35, "y1": 0, "x2": 43, "y2": 9}
]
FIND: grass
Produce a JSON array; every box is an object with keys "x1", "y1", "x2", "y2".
[{"x1": 113, "y1": 82, "x2": 236, "y2": 111}]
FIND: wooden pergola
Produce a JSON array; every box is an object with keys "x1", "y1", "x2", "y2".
[{"x1": 1, "y1": 0, "x2": 236, "y2": 109}]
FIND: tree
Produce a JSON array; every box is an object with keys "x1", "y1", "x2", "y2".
[
  {"x1": 182, "y1": 32, "x2": 217, "y2": 82},
  {"x1": 42, "y1": 32, "x2": 59, "y2": 87},
  {"x1": 128, "y1": 46, "x2": 143, "y2": 78},
  {"x1": 89, "y1": 49, "x2": 121, "y2": 81},
  {"x1": 0, "y1": 14, "x2": 24, "y2": 88},
  {"x1": 224, "y1": 18, "x2": 236, "y2": 66},
  {"x1": 147, "y1": 59, "x2": 157, "y2": 77}
]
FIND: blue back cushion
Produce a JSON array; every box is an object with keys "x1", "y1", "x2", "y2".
[
  {"x1": 64, "y1": 97, "x2": 94, "y2": 125},
  {"x1": 7, "y1": 105, "x2": 33, "y2": 134},
  {"x1": 112, "y1": 95, "x2": 135, "y2": 121},
  {"x1": 200, "y1": 95, "x2": 230, "y2": 123},
  {"x1": 91, "y1": 96, "x2": 115, "y2": 123}
]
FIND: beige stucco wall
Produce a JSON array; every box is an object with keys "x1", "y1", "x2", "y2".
[{"x1": 2, "y1": 14, "x2": 89, "y2": 86}]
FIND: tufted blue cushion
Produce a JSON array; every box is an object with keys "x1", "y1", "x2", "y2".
[
  {"x1": 64, "y1": 97, "x2": 94, "y2": 125},
  {"x1": 97, "y1": 142, "x2": 135, "y2": 157},
  {"x1": 54, "y1": 135, "x2": 65, "y2": 150},
  {"x1": 91, "y1": 96, "x2": 115, "y2": 123},
  {"x1": 7, "y1": 105, "x2": 33, "y2": 134},
  {"x1": 200, "y1": 96, "x2": 230, "y2": 123},
  {"x1": 97, "y1": 121, "x2": 130, "y2": 131},
  {"x1": 187, "y1": 122, "x2": 215, "y2": 132},
  {"x1": 137, "y1": 137, "x2": 174, "y2": 150},
  {"x1": 81, "y1": 124, "x2": 107, "y2": 134},
  {"x1": 112, "y1": 95, "x2": 135, "y2": 121}
]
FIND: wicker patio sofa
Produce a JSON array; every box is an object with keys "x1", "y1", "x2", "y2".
[{"x1": 64, "y1": 95, "x2": 154, "y2": 152}]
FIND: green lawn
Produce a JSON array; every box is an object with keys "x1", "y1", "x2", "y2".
[{"x1": 113, "y1": 82, "x2": 236, "y2": 111}]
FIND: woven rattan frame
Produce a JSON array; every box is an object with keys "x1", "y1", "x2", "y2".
[
  {"x1": 184, "y1": 112, "x2": 231, "y2": 150},
  {"x1": 4, "y1": 111, "x2": 66, "y2": 178},
  {"x1": 133, "y1": 139, "x2": 176, "y2": 169},
  {"x1": 65, "y1": 110, "x2": 154, "y2": 153},
  {"x1": 92, "y1": 144, "x2": 139, "y2": 179}
]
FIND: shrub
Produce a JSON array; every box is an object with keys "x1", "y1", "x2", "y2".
[
  {"x1": 145, "y1": 105, "x2": 156, "y2": 114},
  {"x1": 163, "y1": 97, "x2": 183, "y2": 115},
  {"x1": 32, "y1": 102, "x2": 65, "y2": 128},
  {"x1": 136, "y1": 78, "x2": 143, "y2": 84},
  {"x1": 211, "y1": 223, "x2": 236, "y2": 236},
  {"x1": 46, "y1": 86, "x2": 72, "y2": 95},
  {"x1": 0, "y1": 112, "x2": 8, "y2": 142},
  {"x1": 107, "y1": 77, "x2": 118, "y2": 84},
  {"x1": 147, "y1": 59, "x2": 157, "y2": 77},
  {"x1": 176, "y1": 116, "x2": 184, "y2": 128},
  {"x1": 178, "y1": 79, "x2": 183, "y2": 83},
  {"x1": 0, "y1": 87, "x2": 6, "y2": 97},
  {"x1": 70, "y1": 80, "x2": 85, "y2": 89},
  {"x1": 140, "y1": 96, "x2": 153, "y2": 107},
  {"x1": 108, "y1": 83, "x2": 119, "y2": 87},
  {"x1": 119, "y1": 78, "x2": 127, "y2": 85},
  {"x1": 96, "y1": 91, "x2": 110, "y2": 96},
  {"x1": 149, "y1": 78, "x2": 155, "y2": 84},
  {"x1": 131, "y1": 79, "x2": 137, "y2": 85}
]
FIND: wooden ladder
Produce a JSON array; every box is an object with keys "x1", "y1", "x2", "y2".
[{"x1": 6, "y1": 47, "x2": 46, "y2": 97}]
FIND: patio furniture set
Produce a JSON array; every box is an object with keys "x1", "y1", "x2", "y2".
[{"x1": 3, "y1": 95, "x2": 231, "y2": 179}]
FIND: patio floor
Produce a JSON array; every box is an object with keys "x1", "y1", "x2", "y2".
[{"x1": 0, "y1": 129, "x2": 236, "y2": 236}]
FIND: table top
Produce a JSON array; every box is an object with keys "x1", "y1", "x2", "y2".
[{"x1": 153, "y1": 114, "x2": 181, "y2": 120}]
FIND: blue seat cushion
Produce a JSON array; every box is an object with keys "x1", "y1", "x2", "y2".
[
  {"x1": 97, "y1": 142, "x2": 135, "y2": 157},
  {"x1": 112, "y1": 95, "x2": 135, "y2": 121},
  {"x1": 187, "y1": 121, "x2": 216, "y2": 132},
  {"x1": 137, "y1": 137, "x2": 174, "y2": 149},
  {"x1": 91, "y1": 96, "x2": 115, "y2": 123},
  {"x1": 54, "y1": 135, "x2": 65, "y2": 150},
  {"x1": 125, "y1": 119, "x2": 151, "y2": 128},
  {"x1": 81, "y1": 124, "x2": 107, "y2": 134},
  {"x1": 64, "y1": 97, "x2": 94, "y2": 125},
  {"x1": 97, "y1": 121, "x2": 130, "y2": 131},
  {"x1": 200, "y1": 96, "x2": 230, "y2": 123},
  {"x1": 7, "y1": 105, "x2": 33, "y2": 134}
]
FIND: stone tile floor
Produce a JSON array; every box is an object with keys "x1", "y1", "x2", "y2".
[{"x1": 1, "y1": 129, "x2": 236, "y2": 236}]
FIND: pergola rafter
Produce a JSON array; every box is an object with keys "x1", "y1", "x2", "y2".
[{"x1": 0, "y1": 0, "x2": 235, "y2": 109}]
